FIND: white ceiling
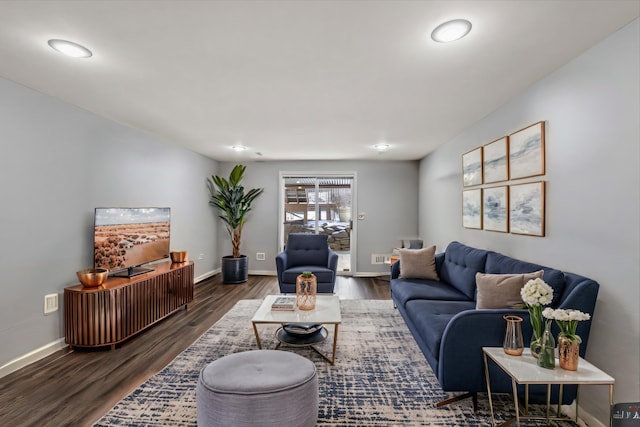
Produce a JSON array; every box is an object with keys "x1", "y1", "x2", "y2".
[{"x1": 0, "y1": 1, "x2": 638, "y2": 162}]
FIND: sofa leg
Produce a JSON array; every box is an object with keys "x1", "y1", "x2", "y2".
[{"x1": 435, "y1": 392, "x2": 478, "y2": 413}]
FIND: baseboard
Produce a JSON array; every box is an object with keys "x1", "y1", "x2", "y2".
[
  {"x1": 0, "y1": 337, "x2": 67, "y2": 379},
  {"x1": 559, "y1": 402, "x2": 605, "y2": 427},
  {"x1": 248, "y1": 270, "x2": 277, "y2": 276},
  {"x1": 571, "y1": 404, "x2": 605, "y2": 427},
  {"x1": 352, "y1": 272, "x2": 389, "y2": 278},
  {"x1": 195, "y1": 269, "x2": 275, "y2": 281},
  {"x1": 194, "y1": 268, "x2": 219, "y2": 283}
]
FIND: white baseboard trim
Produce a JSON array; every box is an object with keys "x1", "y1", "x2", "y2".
[
  {"x1": 194, "y1": 269, "x2": 219, "y2": 284},
  {"x1": 200, "y1": 270, "x2": 387, "y2": 279},
  {"x1": 195, "y1": 269, "x2": 276, "y2": 282},
  {"x1": 570, "y1": 404, "x2": 605, "y2": 427},
  {"x1": 559, "y1": 402, "x2": 605, "y2": 427},
  {"x1": 352, "y1": 272, "x2": 389, "y2": 278},
  {"x1": 0, "y1": 337, "x2": 67, "y2": 379},
  {"x1": 248, "y1": 270, "x2": 277, "y2": 276}
]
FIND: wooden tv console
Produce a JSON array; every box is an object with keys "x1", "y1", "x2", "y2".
[{"x1": 64, "y1": 260, "x2": 194, "y2": 350}]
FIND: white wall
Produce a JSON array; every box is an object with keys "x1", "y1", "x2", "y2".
[
  {"x1": 215, "y1": 160, "x2": 419, "y2": 275},
  {"x1": 419, "y1": 19, "x2": 639, "y2": 423},
  {"x1": 0, "y1": 77, "x2": 219, "y2": 369}
]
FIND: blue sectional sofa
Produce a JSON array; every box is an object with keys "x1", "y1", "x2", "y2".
[{"x1": 390, "y1": 241, "x2": 599, "y2": 409}]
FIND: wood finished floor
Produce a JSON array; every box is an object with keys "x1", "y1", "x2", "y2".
[{"x1": 0, "y1": 274, "x2": 390, "y2": 427}]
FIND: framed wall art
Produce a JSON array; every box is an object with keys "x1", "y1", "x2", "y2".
[
  {"x1": 509, "y1": 121, "x2": 545, "y2": 180},
  {"x1": 483, "y1": 137, "x2": 508, "y2": 183},
  {"x1": 509, "y1": 181, "x2": 545, "y2": 236},
  {"x1": 462, "y1": 147, "x2": 482, "y2": 187},
  {"x1": 462, "y1": 188, "x2": 482, "y2": 229},
  {"x1": 483, "y1": 186, "x2": 508, "y2": 233}
]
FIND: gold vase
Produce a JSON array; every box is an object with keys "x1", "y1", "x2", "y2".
[
  {"x1": 296, "y1": 274, "x2": 317, "y2": 310},
  {"x1": 558, "y1": 333, "x2": 580, "y2": 371}
]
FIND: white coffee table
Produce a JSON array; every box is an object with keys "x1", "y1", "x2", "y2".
[
  {"x1": 251, "y1": 294, "x2": 342, "y2": 365},
  {"x1": 483, "y1": 347, "x2": 615, "y2": 427}
]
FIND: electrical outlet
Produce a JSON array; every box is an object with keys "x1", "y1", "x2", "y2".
[
  {"x1": 198, "y1": 253, "x2": 205, "y2": 260},
  {"x1": 44, "y1": 293, "x2": 58, "y2": 314},
  {"x1": 256, "y1": 252, "x2": 266, "y2": 261}
]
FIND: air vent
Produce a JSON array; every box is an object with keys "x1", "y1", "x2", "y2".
[{"x1": 371, "y1": 254, "x2": 391, "y2": 265}]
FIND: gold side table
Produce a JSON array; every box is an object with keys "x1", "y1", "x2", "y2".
[{"x1": 483, "y1": 347, "x2": 615, "y2": 427}]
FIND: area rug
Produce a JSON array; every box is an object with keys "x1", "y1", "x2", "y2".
[{"x1": 94, "y1": 299, "x2": 579, "y2": 426}]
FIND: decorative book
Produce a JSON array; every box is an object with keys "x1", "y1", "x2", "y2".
[{"x1": 271, "y1": 296, "x2": 296, "y2": 311}]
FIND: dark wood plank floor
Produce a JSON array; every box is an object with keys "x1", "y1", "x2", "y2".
[{"x1": 0, "y1": 274, "x2": 390, "y2": 427}]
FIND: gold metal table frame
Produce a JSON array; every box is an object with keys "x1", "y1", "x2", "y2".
[
  {"x1": 251, "y1": 295, "x2": 342, "y2": 365},
  {"x1": 483, "y1": 347, "x2": 615, "y2": 427}
]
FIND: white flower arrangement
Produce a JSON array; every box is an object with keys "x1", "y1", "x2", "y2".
[
  {"x1": 520, "y1": 278, "x2": 553, "y2": 307},
  {"x1": 543, "y1": 308, "x2": 591, "y2": 343},
  {"x1": 520, "y1": 278, "x2": 554, "y2": 343}
]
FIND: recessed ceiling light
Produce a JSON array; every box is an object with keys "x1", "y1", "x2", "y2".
[
  {"x1": 47, "y1": 39, "x2": 93, "y2": 58},
  {"x1": 373, "y1": 143, "x2": 391, "y2": 151},
  {"x1": 431, "y1": 19, "x2": 472, "y2": 43},
  {"x1": 231, "y1": 145, "x2": 248, "y2": 152}
]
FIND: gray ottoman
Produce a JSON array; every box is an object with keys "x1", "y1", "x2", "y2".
[{"x1": 197, "y1": 350, "x2": 318, "y2": 427}]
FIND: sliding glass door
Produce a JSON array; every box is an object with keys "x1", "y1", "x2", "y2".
[{"x1": 280, "y1": 173, "x2": 355, "y2": 274}]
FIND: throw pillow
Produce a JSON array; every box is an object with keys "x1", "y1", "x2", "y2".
[
  {"x1": 399, "y1": 246, "x2": 439, "y2": 281},
  {"x1": 475, "y1": 270, "x2": 544, "y2": 309}
]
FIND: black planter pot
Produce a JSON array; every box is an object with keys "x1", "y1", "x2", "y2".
[{"x1": 221, "y1": 255, "x2": 248, "y2": 284}]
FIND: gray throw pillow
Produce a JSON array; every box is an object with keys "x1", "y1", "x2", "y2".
[
  {"x1": 475, "y1": 270, "x2": 544, "y2": 309},
  {"x1": 399, "y1": 246, "x2": 439, "y2": 281}
]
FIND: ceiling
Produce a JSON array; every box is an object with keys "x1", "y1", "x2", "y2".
[{"x1": 0, "y1": 1, "x2": 638, "y2": 162}]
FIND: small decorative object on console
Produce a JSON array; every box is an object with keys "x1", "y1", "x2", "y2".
[
  {"x1": 503, "y1": 315, "x2": 524, "y2": 356},
  {"x1": 271, "y1": 296, "x2": 296, "y2": 311},
  {"x1": 296, "y1": 271, "x2": 317, "y2": 310},
  {"x1": 76, "y1": 268, "x2": 109, "y2": 288},
  {"x1": 170, "y1": 251, "x2": 188, "y2": 263}
]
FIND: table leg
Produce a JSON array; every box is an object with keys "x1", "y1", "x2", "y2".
[
  {"x1": 483, "y1": 353, "x2": 496, "y2": 427},
  {"x1": 512, "y1": 378, "x2": 521, "y2": 427},
  {"x1": 609, "y1": 384, "x2": 614, "y2": 406},
  {"x1": 252, "y1": 322, "x2": 262, "y2": 349},
  {"x1": 557, "y1": 384, "x2": 563, "y2": 417},
  {"x1": 546, "y1": 383, "x2": 551, "y2": 424},
  {"x1": 331, "y1": 323, "x2": 339, "y2": 364},
  {"x1": 576, "y1": 385, "x2": 580, "y2": 422}
]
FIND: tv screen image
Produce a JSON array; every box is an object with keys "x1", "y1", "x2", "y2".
[{"x1": 94, "y1": 207, "x2": 170, "y2": 275}]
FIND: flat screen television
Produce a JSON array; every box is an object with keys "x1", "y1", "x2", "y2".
[{"x1": 94, "y1": 207, "x2": 171, "y2": 277}]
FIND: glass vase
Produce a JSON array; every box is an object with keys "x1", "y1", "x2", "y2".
[
  {"x1": 503, "y1": 315, "x2": 524, "y2": 356},
  {"x1": 296, "y1": 274, "x2": 317, "y2": 310},
  {"x1": 558, "y1": 333, "x2": 580, "y2": 371},
  {"x1": 527, "y1": 305, "x2": 543, "y2": 358},
  {"x1": 530, "y1": 336, "x2": 542, "y2": 359},
  {"x1": 537, "y1": 319, "x2": 556, "y2": 369}
]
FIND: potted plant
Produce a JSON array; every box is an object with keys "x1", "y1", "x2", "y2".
[
  {"x1": 296, "y1": 271, "x2": 317, "y2": 310},
  {"x1": 208, "y1": 164, "x2": 264, "y2": 283}
]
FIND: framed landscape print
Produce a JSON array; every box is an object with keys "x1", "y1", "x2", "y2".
[
  {"x1": 462, "y1": 147, "x2": 483, "y2": 187},
  {"x1": 509, "y1": 121, "x2": 545, "y2": 180},
  {"x1": 462, "y1": 188, "x2": 482, "y2": 229},
  {"x1": 483, "y1": 137, "x2": 508, "y2": 183},
  {"x1": 483, "y1": 186, "x2": 508, "y2": 232},
  {"x1": 509, "y1": 181, "x2": 545, "y2": 236}
]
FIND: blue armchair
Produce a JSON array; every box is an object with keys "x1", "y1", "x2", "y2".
[{"x1": 276, "y1": 233, "x2": 338, "y2": 294}]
